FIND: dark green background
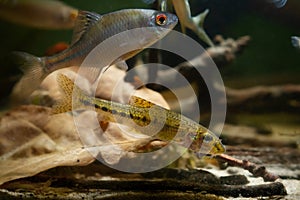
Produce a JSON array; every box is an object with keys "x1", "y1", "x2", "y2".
[{"x1": 0, "y1": 0, "x2": 299, "y2": 92}]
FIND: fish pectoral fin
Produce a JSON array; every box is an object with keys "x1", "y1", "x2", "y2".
[
  {"x1": 71, "y1": 10, "x2": 102, "y2": 45},
  {"x1": 99, "y1": 121, "x2": 109, "y2": 131},
  {"x1": 129, "y1": 96, "x2": 155, "y2": 108}
]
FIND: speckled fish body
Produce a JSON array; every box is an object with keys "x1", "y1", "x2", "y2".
[
  {"x1": 0, "y1": 0, "x2": 77, "y2": 29},
  {"x1": 54, "y1": 74, "x2": 226, "y2": 156},
  {"x1": 11, "y1": 9, "x2": 178, "y2": 102}
]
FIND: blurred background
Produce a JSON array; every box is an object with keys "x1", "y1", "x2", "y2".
[
  {"x1": 0, "y1": 0, "x2": 299, "y2": 133},
  {"x1": 0, "y1": 2, "x2": 299, "y2": 197},
  {"x1": 0, "y1": 0, "x2": 299, "y2": 96}
]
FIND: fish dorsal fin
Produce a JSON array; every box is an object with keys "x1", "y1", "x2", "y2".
[
  {"x1": 71, "y1": 10, "x2": 102, "y2": 45},
  {"x1": 129, "y1": 96, "x2": 155, "y2": 108}
]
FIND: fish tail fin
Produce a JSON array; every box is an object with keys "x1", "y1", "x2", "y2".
[
  {"x1": 10, "y1": 51, "x2": 48, "y2": 103},
  {"x1": 192, "y1": 9, "x2": 209, "y2": 28},
  {"x1": 52, "y1": 73, "x2": 86, "y2": 114},
  {"x1": 192, "y1": 9, "x2": 214, "y2": 47}
]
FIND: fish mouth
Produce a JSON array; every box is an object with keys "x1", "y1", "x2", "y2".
[
  {"x1": 211, "y1": 144, "x2": 226, "y2": 155},
  {"x1": 193, "y1": 140, "x2": 226, "y2": 156},
  {"x1": 169, "y1": 14, "x2": 178, "y2": 27},
  {"x1": 163, "y1": 12, "x2": 178, "y2": 29}
]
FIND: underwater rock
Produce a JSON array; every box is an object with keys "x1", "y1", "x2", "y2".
[{"x1": 219, "y1": 174, "x2": 249, "y2": 185}]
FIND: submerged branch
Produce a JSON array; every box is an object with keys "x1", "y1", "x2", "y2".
[
  {"x1": 126, "y1": 35, "x2": 250, "y2": 88},
  {"x1": 2, "y1": 174, "x2": 286, "y2": 198},
  {"x1": 226, "y1": 84, "x2": 300, "y2": 112},
  {"x1": 216, "y1": 154, "x2": 279, "y2": 182}
]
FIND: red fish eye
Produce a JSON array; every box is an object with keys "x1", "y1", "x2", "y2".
[{"x1": 155, "y1": 13, "x2": 167, "y2": 26}]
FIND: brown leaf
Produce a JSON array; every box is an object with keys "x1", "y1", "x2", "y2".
[
  {"x1": 1, "y1": 65, "x2": 171, "y2": 185},
  {"x1": 0, "y1": 105, "x2": 95, "y2": 185}
]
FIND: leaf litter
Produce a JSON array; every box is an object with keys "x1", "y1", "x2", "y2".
[{"x1": 0, "y1": 64, "x2": 171, "y2": 185}]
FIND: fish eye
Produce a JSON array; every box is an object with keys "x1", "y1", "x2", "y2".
[
  {"x1": 203, "y1": 135, "x2": 213, "y2": 143},
  {"x1": 155, "y1": 13, "x2": 167, "y2": 26}
]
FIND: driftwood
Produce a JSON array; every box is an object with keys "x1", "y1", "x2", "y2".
[
  {"x1": 125, "y1": 35, "x2": 251, "y2": 88},
  {"x1": 127, "y1": 34, "x2": 300, "y2": 114},
  {"x1": 209, "y1": 35, "x2": 250, "y2": 66},
  {"x1": 226, "y1": 84, "x2": 300, "y2": 112},
  {"x1": 47, "y1": 179, "x2": 286, "y2": 198},
  {"x1": 0, "y1": 165, "x2": 287, "y2": 199}
]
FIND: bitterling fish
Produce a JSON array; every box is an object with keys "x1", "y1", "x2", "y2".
[
  {"x1": 270, "y1": 0, "x2": 287, "y2": 8},
  {"x1": 291, "y1": 36, "x2": 300, "y2": 49},
  {"x1": 11, "y1": 9, "x2": 178, "y2": 102},
  {"x1": 0, "y1": 0, "x2": 78, "y2": 29}
]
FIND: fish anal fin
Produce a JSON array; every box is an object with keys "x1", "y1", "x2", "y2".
[
  {"x1": 129, "y1": 96, "x2": 155, "y2": 108},
  {"x1": 71, "y1": 10, "x2": 102, "y2": 45}
]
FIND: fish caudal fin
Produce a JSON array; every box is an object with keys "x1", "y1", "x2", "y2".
[
  {"x1": 192, "y1": 9, "x2": 209, "y2": 28},
  {"x1": 192, "y1": 9, "x2": 214, "y2": 47},
  {"x1": 52, "y1": 73, "x2": 86, "y2": 114},
  {"x1": 10, "y1": 52, "x2": 47, "y2": 104}
]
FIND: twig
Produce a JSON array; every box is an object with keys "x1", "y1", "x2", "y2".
[{"x1": 216, "y1": 154, "x2": 279, "y2": 182}]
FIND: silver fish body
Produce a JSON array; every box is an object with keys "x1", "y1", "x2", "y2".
[
  {"x1": 45, "y1": 9, "x2": 177, "y2": 72},
  {"x1": 11, "y1": 9, "x2": 178, "y2": 103},
  {"x1": 143, "y1": 0, "x2": 156, "y2": 4},
  {"x1": 291, "y1": 36, "x2": 300, "y2": 49},
  {"x1": 0, "y1": 0, "x2": 77, "y2": 29},
  {"x1": 270, "y1": 0, "x2": 287, "y2": 8}
]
